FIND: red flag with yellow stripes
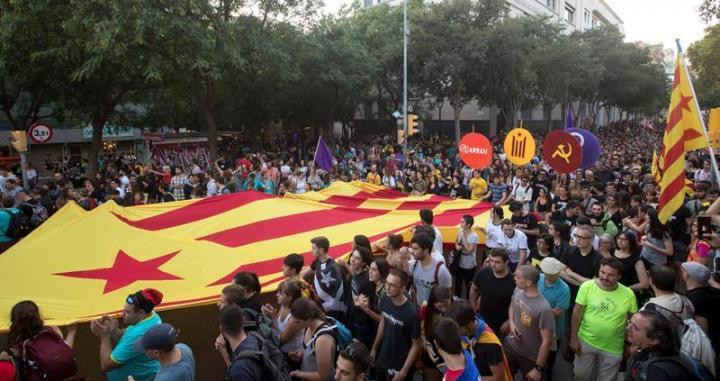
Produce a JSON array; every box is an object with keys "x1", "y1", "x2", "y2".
[
  {"x1": 659, "y1": 53, "x2": 708, "y2": 223},
  {"x1": 0, "y1": 181, "x2": 492, "y2": 330}
]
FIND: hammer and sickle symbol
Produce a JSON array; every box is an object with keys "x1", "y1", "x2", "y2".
[{"x1": 552, "y1": 144, "x2": 572, "y2": 164}]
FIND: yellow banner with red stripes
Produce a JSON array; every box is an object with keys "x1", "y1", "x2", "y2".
[
  {"x1": 0, "y1": 181, "x2": 492, "y2": 330},
  {"x1": 659, "y1": 53, "x2": 708, "y2": 223}
]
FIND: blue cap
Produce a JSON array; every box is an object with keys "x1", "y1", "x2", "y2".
[{"x1": 133, "y1": 323, "x2": 177, "y2": 352}]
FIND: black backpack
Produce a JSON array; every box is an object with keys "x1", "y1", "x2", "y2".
[
  {"x1": 242, "y1": 308, "x2": 281, "y2": 349},
  {"x1": 4, "y1": 209, "x2": 32, "y2": 239},
  {"x1": 634, "y1": 354, "x2": 714, "y2": 381},
  {"x1": 231, "y1": 331, "x2": 290, "y2": 381}
]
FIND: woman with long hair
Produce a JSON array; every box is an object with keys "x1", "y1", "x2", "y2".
[
  {"x1": 640, "y1": 209, "x2": 673, "y2": 267},
  {"x1": 688, "y1": 218, "x2": 712, "y2": 266},
  {"x1": 613, "y1": 232, "x2": 649, "y2": 294},
  {"x1": 622, "y1": 205, "x2": 648, "y2": 243},
  {"x1": 533, "y1": 186, "x2": 551, "y2": 220},
  {"x1": 262, "y1": 280, "x2": 304, "y2": 371},
  {"x1": 605, "y1": 193, "x2": 624, "y2": 228},
  {"x1": 289, "y1": 298, "x2": 336, "y2": 381},
  {"x1": 2, "y1": 301, "x2": 77, "y2": 370},
  {"x1": 420, "y1": 286, "x2": 453, "y2": 381},
  {"x1": 358, "y1": 257, "x2": 390, "y2": 324}
]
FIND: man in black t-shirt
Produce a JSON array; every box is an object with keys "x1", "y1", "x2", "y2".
[
  {"x1": 348, "y1": 247, "x2": 377, "y2": 349},
  {"x1": 560, "y1": 225, "x2": 600, "y2": 303},
  {"x1": 682, "y1": 262, "x2": 720, "y2": 353},
  {"x1": 370, "y1": 269, "x2": 421, "y2": 381},
  {"x1": 469, "y1": 248, "x2": 515, "y2": 334},
  {"x1": 549, "y1": 199, "x2": 582, "y2": 227},
  {"x1": 510, "y1": 201, "x2": 540, "y2": 250},
  {"x1": 666, "y1": 205, "x2": 692, "y2": 262}
]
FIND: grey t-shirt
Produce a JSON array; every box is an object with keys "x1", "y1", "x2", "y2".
[
  {"x1": 412, "y1": 257, "x2": 452, "y2": 306},
  {"x1": 506, "y1": 288, "x2": 555, "y2": 362},
  {"x1": 155, "y1": 343, "x2": 195, "y2": 381}
]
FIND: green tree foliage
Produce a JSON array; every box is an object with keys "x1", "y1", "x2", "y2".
[
  {"x1": 688, "y1": 24, "x2": 720, "y2": 108},
  {"x1": 413, "y1": 0, "x2": 506, "y2": 142}
]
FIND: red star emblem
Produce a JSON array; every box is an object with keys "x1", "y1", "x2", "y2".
[
  {"x1": 55, "y1": 250, "x2": 183, "y2": 294},
  {"x1": 677, "y1": 93, "x2": 693, "y2": 113}
]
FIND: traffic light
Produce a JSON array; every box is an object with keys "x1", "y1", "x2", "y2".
[
  {"x1": 407, "y1": 114, "x2": 419, "y2": 136},
  {"x1": 10, "y1": 130, "x2": 27, "y2": 152}
]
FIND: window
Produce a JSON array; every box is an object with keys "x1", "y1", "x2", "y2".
[
  {"x1": 545, "y1": 0, "x2": 556, "y2": 10},
  {"x1": 564, "y1": 3, "x2": 575, "y2": 23},
  {"x1": 592, "y1": 17, "x2": 599, "y2": 28},
  {"x1": 521, "y1": 108, "x2": 534, "y2": 121},
  {"x1": 584, "y1": 9, "x2": 591, "y2": 24}
]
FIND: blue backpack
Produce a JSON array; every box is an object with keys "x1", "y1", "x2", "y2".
[{"x1": 309, "y1": 317, "x2": 354, "y2": 358}]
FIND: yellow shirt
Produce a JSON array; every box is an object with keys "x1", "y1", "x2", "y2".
[
  {"x1": 469, "y1": 177, "x2": 488, "y2": 200},
  {"x1": 366, "y1": 172, "x2": 381, "y2": 185}
]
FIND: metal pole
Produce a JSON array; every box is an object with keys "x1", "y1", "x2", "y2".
[
  {"x1": 402, "y1": 0, "x2": 408, "y2": 154},
  {"x1": 676, "y1": 39, "x2": 720, "y2": 185},
  {"x1": 20, "y1": 152, "x2": 29, "y2": 190}
]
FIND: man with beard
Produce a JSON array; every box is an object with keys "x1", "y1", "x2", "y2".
[{"x1": 570, "y1": 257, "x2": 637, "y2": 381}]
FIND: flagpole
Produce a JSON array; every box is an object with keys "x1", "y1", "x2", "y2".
[{"x1": 676, "y1": 39, "x2": 720, "y2": 185}]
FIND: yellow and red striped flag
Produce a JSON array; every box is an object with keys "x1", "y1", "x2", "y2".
[
  {"x1": 652, "y1": 150, "x2": 661, "y2": 183},
  {"x1": 658, "y1": 53, "x2": 709, "y2": 223},
  {"x1": 0, "y1": 181, "x2": 494, "y2": 330}
]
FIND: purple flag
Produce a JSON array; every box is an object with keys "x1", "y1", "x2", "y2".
[
  {"x1": 314, "y1": 136, "x2": 334, "y2": 171},
  {"x1": 564, "y1": 107, "x2": 574, "y2": 130}
]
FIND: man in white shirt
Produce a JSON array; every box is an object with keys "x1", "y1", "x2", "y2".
[
  {"x1": 497, "y1": 219, "x2": 528, "y2": 270},
  {"x1": 0, "y1": 168, "x2": 17, "y2": 191},
  {"x1": 118, "y1": 169, "x2": 130, "y2": 192},
  {"x1": 419, "y1": 208, "x2": 444, "y2": 254}
]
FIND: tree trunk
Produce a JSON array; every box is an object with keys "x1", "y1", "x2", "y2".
[
  {"x1": 544, "y1": 103, "x2": 553, "y2": 132},
  {"x1": 201, "y1": 100, "x2": 218, "y2": 164},
  {"x1": 87, "y1": 118, "x2": 106, "y2": 178},
  {"x1": 453, "y1": 104, "x2": 462, "y2": 144}
]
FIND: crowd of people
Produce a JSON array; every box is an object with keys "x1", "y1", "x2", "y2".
[{"x1": 0, "y1": 124, "x2": 719, "y2": 381}]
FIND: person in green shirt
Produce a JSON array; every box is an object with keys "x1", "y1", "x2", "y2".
[
  {"x1": 570, "y1": 257, "x2": 637, "y2": 381},
  {"x1": 589, "y1": 203, "x2": 619, "y2": 238}
]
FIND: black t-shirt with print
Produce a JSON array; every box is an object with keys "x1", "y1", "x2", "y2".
[
  {"x1": 472, "y1": 267, "x2": 515, "y2": 333},
  {"x1": 377, "y1": 295, "x2": 420, "y2": 371},
  {"x1": 512, "y1": 213, "x2": 539, "y2": 250}
]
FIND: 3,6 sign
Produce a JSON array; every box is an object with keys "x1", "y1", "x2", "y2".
[{"x1": 28, "y1": 123, "x2": 53, "y2": 144}]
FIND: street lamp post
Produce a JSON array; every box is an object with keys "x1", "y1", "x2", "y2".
[{"x1": 402, "y1": 0, "x2": 408, "y2": 153}]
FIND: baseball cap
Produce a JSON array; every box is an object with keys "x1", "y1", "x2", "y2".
[
  {"x1": 681, "y1": 262, "x2": 711, "y2": 285},
  {"x1": 539, "y1": 257, "x2": 565, "y2": 276},
  {"x1": 133, "y1": 323, "x2": 178, "y2": 352}
]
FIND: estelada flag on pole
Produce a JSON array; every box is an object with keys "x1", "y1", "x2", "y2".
[
  {"x1": 658, "y1": 53, "x2": 707, "y2": 223},
  {"x1": 0, "y1": 181, "x2": 492, "y2": 330}
]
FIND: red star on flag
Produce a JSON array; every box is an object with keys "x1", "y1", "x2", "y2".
[{"x1": 55, "y1": 250, "x2": 182, "y2": 294}]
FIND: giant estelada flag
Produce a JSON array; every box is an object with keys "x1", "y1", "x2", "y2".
[{"x1": 0, "y1": 181, "x2": 492, "y2": 330}]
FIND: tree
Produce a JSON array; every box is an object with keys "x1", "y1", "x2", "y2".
[
  {"x1": 0, "y1": 1, "x2": 65, "y2": 131},
  {"x1": 532, "y1": 34, "x2": 601, "y2": 130},
  {"x1": 688, "y1": 24, "x2": 720, "y2": 108},
  {"x1": 483, "y1": 16, "x2": 561, "y2": 129},
  {"x1": 285, "y1": 14, "x2": 375, "y2": 139},
  {"x1": 414, "y1": 0, "x2": 506, "y2": 142},
  {"x1": 700, "y1": 0, "x2": 720, "y2": 23},
  {"x1": 25, "y1": 0, "x2": 185, "y2": 177}
]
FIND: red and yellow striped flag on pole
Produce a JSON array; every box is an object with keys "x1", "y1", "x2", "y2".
[{"x1": 658, "y1": 52, "x2": 711, "y2": 223}]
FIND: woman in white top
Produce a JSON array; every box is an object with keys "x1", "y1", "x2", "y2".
[
  {"x1": 293, "y1": 170, "x2": 308, "y2": 194},
  {"x1": 454, "y1": 215, "x2": 479, "y2": 298},
  {"x1": 262, "y1": 280, "x2": 304, "y2": 371},
  {"x1": 479, "y1": 206, "x2": 504, "y2": 252}
]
